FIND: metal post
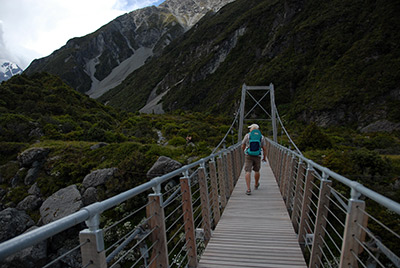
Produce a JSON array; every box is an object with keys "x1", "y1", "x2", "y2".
[
  {"x1": 147, "y1": 194, "x2": 168, "y2": 268},
  {"x1": 238, "y1": 83, "x2": 247, "y2": 143},
  {"x1": 180, "y1": 176, "x2": 197, "y2": 268},
  {"x1": 270, "y1": 83, "x2": 277, "y2": 142},
  {"x1": 198, "y1": 167, "x2": 211, "y2": 245},
  {"x1": 339, "y1": 190, "x2": 368, "y2": 268},
  {"x1": 79, "y1": 214, "x2": 107, "y2": 268}
]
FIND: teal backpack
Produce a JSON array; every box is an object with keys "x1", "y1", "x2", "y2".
[{"x1": 247, "y1": 129, "x2": 262, "y2": 156}]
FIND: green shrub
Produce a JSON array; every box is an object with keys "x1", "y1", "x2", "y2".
[
  {"x1": 297, "y1": 122, "x2": 333, "y2": 151},
  {"x1": 163, "y1": 123, "x2": 180, "y2": 138},
  {"x1": 0, "y1": 142, "x2": 29, "y2": 165},
  {"x1": 87, "y1": 123, "x2": 107, "y2": 141},
  {"x1": 169, "y1": 136, "x2": 186, "y2": 146},
  {"x1": 350, "y1": 148, "x2": 392, "y2": 184},
  {"x1": 0, "y1": 161, "x2": 20, "y2": 184},
  {"x1": 6, "y1": 185, "x2": 30, "y2": 205},
  {"x1": 0, "y1": 113, "x2": 33, "y2": 142}
]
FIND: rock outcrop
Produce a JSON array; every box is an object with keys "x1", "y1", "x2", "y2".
[
  {"x1": 147, "y1": 156, "x2": 183, "y2": 179},
  {"x1": 82, "y1": 167, "x2": 118, "y2": 188},
  {"x1": 17, "y1": 148, "x2": 49, "y2": 167},
  {"x1": 17, "y1": 195, "x2": 42, "y2": 211},
  {"x1": 1, "y1": 226, "x2": 47, "y2": 268},
  {"x1": 0, "y1": 208, "x2": 34, "y2": 242},
  {"x1": 147, "y1": 156, "x2": 183, "y2": 191},
  {"x1": 39, "y1": 185, "x2": 83, "y2": 225}
]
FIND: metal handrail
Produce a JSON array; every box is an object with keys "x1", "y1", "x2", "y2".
[
  {"x1": 267, "y1": 138, "x2": 400, "y2": 214},
  {"x1": 267, "y1": 137, "x2": 400, "y2": 267},
  {"x1": 0, "y1": 142, "x2": 242, "y2": 262}
]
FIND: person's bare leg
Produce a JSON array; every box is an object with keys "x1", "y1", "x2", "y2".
[
  {"x1": 245, "y1": 172, "x2": 251, "y2": 192},
  {"x1": 254, "y1": 171, "x2": 260, "y2": 189}
]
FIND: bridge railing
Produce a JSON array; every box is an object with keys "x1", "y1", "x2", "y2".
[
  {"x1": 0, "y1": 143, "x2": 244, "y2": 268},
  {"x1": 266, "y1": 138, "x2": 400, "y2": 268}
]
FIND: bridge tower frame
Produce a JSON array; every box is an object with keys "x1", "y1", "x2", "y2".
[{"x1": 238, "y1": 83, "x2": 278, "y2": 143}]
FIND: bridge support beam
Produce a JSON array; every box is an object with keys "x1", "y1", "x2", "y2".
[
  {"x1": 198, "y1": 166, "x2": 212, "y2": 246},
  {"x1": 270, "y1": 83, "x2": 278, "y2": 143},
  {"x1": 79, "y1": 223, "x2": 107, "y2": 268},
  {"x1": 238, "y1": 83, "x2": 277, "y2": 143},
  {"x1": 180, "y1": 176, "x2": 198, "y2": 268},
  {"x1": 309, "y1": 178, "x2": 332, "y2": 268},
  {"x1": 147, "y1": 194, "x2": 168, "y2": 268},
  {"x1": 209, "y1": 159, "x2": 221, "y2": 226},
  {"x1": 223, "y1": 153, "x2": 232, "y2": 198},
  {"x1": 291, "y1": 160, "x2": 306, "y2": 232},
  {"x1": 339, "y1": 195, "x2": 367, "y2": 268},
  {"x1": 298, "y1": 164, "x2": 315, "y2": 245},
  {"x1": 285, "y1": 155, "x2": 297, "y2": 212},
  {"x1": 217, "y1": 155, "x2": 227, "y2": 209},
  {"x1": 226, "y1": 150, "x2": 235, "y2": 195}
]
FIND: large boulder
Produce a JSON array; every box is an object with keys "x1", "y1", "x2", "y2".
[
  {"x1": 0, "y1": 187, "x2": 6, "y2": 200},
  {"x1": 146, "y1": 156, "x2": 183, "y2": 180},
  {"x1": 1, "y1": 226, "x2": 47, "y2": 268},
  {"x1": 40, "y1": 185, "x2": 83, "y2": 225},
  {"x1": 360, "y1": 119, "x2": 400, "y2": 133},
  {"x1": 82, "y1": 187, "x2": 98, "y2": 206},
  {"x1": 17, "y1": 147, "x2": 49, "y2": 167},
  {"x1": 17, "y1": 195, "x2": 42, "y2": 211},
  {"x1": 90, "y1": 142, "x2": 109, "y2": 150},
  {"x1": 24, "y1": 161, "x2": 42, "y2": 185},
  {"x1": 0, "y1": 208, "x2": 34, "y2": 242},
  {"x1": 82, "y1": 168, "x2": 118, "y2": 189},
  {"x1": 28, "y1": 182, "x2": 41, "y2": 196}
]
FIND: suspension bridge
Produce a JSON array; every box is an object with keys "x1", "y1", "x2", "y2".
[{"x1": 0, "y1": 84, "x2": 399, "y2": 268}]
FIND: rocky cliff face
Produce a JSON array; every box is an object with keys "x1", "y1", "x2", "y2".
[
  {"x1": 24, "y1": 0, "x2": 235, "y2": 98},
  {"x1": 160, "y1": 0, "x2": 235, "y2": 28},
  {"x1": 100, "y1": 0, "x2": 400, "y2": 128}
]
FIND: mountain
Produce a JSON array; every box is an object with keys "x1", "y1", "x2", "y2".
[
  {"x1": 24, "y1": 0, "x2": 235, "y2": 98},
  {"x1": 99, "y1": 0, "x2": 400, "y2": 129},
  {"x1": 0, "y1": 59, "x2": 23, "y2": 82}
]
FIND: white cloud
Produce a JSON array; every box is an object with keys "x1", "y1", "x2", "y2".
[
  {"x1": 114, "y1": 0, "x2": 164, "y2": 10},
  {"x1": 0, "y1": 0, "x2": 164, "y2": 69}
]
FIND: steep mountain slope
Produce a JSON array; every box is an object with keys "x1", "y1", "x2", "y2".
[
  {"x1": 100, "y1": 0, "x2": 400, "y2": 129},
  {"x1": 24, "y1": 0, "x2": 234, "y2": 97},
  {"x1": 0, "y1": 59, "x2": 23, "y2": 82}
]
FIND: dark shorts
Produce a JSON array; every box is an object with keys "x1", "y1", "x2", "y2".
[{"x1": 244, "y1": 154, "x2": 261, "y2": 172}]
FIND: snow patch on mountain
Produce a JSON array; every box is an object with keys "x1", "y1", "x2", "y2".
[{"x1": 0, "y1": 59, "x2": 23, "y2": 82}]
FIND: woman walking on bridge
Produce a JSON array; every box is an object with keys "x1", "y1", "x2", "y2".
[{"x1": 241, "y1": 123, "x2": 267, "y2": 195}]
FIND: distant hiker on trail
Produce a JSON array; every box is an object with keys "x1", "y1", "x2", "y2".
[{"x1": 241, "y1": 123, "x2": 267, "y2": 195}]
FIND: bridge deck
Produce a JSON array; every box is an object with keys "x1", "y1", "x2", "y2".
[{"x1": 198, "y1": 161, "x2": 307, "y2": 268}]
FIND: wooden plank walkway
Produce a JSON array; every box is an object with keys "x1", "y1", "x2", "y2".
[{"x1": 198, "y1": 161, "x2": 307, "y2": 268}]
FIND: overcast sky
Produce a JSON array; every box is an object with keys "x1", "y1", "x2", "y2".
[{"x1": 0, "y1": 0, "x2": 165, "y2": 69}]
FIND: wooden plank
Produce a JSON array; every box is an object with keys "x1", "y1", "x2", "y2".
[{"x1": 198, "y1": 161, "x2": 307, "y2": 268}]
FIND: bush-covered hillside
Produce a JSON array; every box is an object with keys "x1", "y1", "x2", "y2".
[
  {"x1": 0, "y1": 73, "x2": 234, "y2": 211},
  {"x1": 100, "y1": 0, "x2": 400, "y2": 129}
]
